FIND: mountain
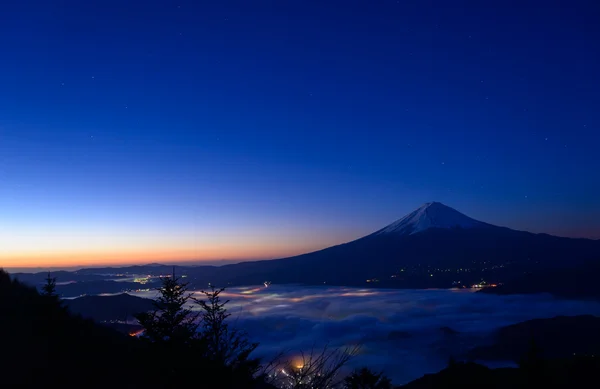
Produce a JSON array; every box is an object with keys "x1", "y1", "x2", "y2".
[
  {"x1": 399, "y1": 362, "x2": 519, "y2": 389},
  {"x1": 32, "y1": 202, "x2": 600, "y2": 293},
  {"x1": 200, "y1": 202, "x2": 600, "y2": 289}
]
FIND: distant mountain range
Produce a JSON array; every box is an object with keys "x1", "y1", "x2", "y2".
[{"x1": 14, "y1": 202, "x2": 600, "y2": 294}]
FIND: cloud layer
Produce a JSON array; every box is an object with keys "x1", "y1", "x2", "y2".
[{"x1": 136, "y1": 285, "x2": 600, "y2": 384}]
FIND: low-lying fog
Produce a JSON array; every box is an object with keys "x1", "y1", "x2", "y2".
[{"x1": 134, "y1": 285, "x2": 600, "y2": 384}]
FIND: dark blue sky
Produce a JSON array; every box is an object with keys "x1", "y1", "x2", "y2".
[{"x1": 1, "y1": 0, "x2": 599, "y2": 266}]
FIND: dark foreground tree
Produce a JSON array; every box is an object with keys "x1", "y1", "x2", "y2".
[
  {"x1": 135, "y1": 270, "x2": 199, "y2": 345},
  {"x1": 270, "y1": 344, "x2": 360, "y2": 389},
  {"x1": 133, "y1": 270, "x2": 202, "y2": 386},
  {"x1": 343, "y1": 368, "x2": 392, "y2": 389},
  {"x1": 195, "y1": 286, "x2": 262, "y2": 387},
  {"x1": 41, "y1": 272, "x2": 57, "y2": 297},
  {"x1": 134, "y1": 276, "x2": 265, "y2": 388}
]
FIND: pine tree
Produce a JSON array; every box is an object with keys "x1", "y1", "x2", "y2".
[
  {"x1": 134, "y1": 269, "x2": 199, "y2": 346},
  {"x1": 195, "y1": 286, "x2": 260, "y2": 383},
  {"x1": 41, "y1": 272, "x2": 57, "y2": 297},
  {"x1": 195, "y1": 286, "x2": 230, "y2": 359}
]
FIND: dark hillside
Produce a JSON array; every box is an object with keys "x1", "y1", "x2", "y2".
[{"x1": 0, "y1": 269, "x2": 152, "y2": 388}]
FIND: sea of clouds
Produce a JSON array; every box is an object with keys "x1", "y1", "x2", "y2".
[{"x1": 136, "y1": 285, "x2": 600, "y2": 385}]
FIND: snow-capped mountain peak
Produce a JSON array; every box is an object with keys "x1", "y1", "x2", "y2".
[{"x1": 375, "y1": 202, "x2": 487, "y2": 236}]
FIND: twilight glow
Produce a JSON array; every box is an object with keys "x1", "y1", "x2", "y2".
[{"x1": 1, "y1": 0, "x2": 599, "y2": 268}]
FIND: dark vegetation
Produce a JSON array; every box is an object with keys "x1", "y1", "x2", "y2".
[
  {"x1": 2, "y1": 268, "x2": 600, "y2": 388},
  {"x1": 0, "y1": 270, "x2": 148, "y2": 388}
]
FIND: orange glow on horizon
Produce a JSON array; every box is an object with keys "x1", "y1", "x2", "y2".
[
  {"x1": 0, "y1": 243, "x2": 330, "y2": 269},
  {"x1": 0, "y1": 222, "x2": 361, "y2": 269}
]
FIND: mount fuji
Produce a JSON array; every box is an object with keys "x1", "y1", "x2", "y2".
[
  {"x1": 69, "y1": 202, "x2": 600, "y2": 291},
  {"x1": 207, "y1": 202, "x2": 600, "y2": 288}
]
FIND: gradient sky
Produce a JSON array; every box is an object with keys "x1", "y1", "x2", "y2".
[{"x1": 1, "y1": 0, "x2": 600, "y2": 268}]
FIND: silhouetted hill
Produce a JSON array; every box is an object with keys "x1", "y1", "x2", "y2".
[
  {"x1": 12, "y1": 271, "x2": 128, "y2": 285},
  {"x1": 480, "y1": 262, "x2": 600, "y2": 300},
  {"x1": 399, "y1": 356, "x2": 600, "y2": 389},
  {"x1": 55, "y1": 280, "x2": 147, "y2": 297},
  {"x1": 399, "y1": 362, "x2": 519, "y2": 389},
  {"x1": 467, "y1": 315, "x2": 600, "y2": 362},
  {"x1": 75, "y1": 263, "x2": 215, "y2": 275},
  {"x1": 64, "y1": 293, "x2": 155, "y2": 322},
  {"x1": 0, "y1": 269, "x2": 152, "y2": 388}
]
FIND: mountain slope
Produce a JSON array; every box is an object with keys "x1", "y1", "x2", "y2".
[
  {"x1": 206, "y1": 202, "x2": 600, "y2": 288},
  {"x1": 0, "y1": 270, "x2": 151, "y2": 388}
]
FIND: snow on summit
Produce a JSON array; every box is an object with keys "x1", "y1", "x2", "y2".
[{"x1": 375, "y1": 202, "x2": 487, "y2": 236}]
